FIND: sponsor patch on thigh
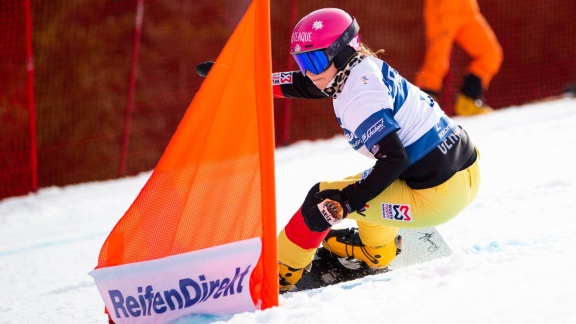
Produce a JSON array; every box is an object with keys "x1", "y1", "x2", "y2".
[{"x1": 381, "y1": 203, "x2": 412, "y2": 222}]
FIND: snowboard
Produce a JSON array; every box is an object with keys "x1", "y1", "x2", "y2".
[{"x1": 290, "y1": 227, "x2": 452, "y2": 292}]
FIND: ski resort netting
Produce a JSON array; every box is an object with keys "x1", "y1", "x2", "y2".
[{"x1": 2, "y1": 0, "x2": 575, "y2": 199}]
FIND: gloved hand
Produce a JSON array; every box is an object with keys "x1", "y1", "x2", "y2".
[
  {"x1": 195, "y1": 61, "x2": 214, "y2": 77},
  {"x1": 302, "y1": 189, "x2": 351, "y2": 232}
]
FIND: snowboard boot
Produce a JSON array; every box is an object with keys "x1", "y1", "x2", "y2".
[
  {"x1": 279, "y1": 262, "x2": 305, "y2": 292},
  {"x1": 322, "y1": 228, "x2": 401, "y2": 270},
  {"x1": 454, "y1": 94, "x2": 493, "y2": 116},
  {"x1": 455, "y1": 74, "x2": 493, "y2": 116}
]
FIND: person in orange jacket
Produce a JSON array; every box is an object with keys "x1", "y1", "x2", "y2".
[{"x1": 415, "y1": 0, "x2": 503, "y2": 115}]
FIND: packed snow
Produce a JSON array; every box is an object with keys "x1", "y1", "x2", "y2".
[{"x1": 1, "y1": 97, "x2": 575, "y2": 323}]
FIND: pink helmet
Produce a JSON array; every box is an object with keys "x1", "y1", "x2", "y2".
[
  {"x1": 290, "y1": 8, "x2": 360, "y2": 55},
  {"x1": 290, "y1": 8, "x2": 360, "y2": 74}
]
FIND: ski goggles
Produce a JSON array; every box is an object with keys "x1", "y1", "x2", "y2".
[{"x1": 292, "y1": 50, "x2": 332, "y2": 75}]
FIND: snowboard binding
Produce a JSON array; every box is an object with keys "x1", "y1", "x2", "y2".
[{"x1": 292, "y1": 246, "x2": 391, "y2": 291}]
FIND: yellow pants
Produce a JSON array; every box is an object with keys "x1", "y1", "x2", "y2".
[{"x1": 278, "y1": 154, "x2": 481, "y2": 268}]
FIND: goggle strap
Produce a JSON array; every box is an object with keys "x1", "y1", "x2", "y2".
[{"x1": 325, "y1": 18, "x2": 360, "y2": 61}]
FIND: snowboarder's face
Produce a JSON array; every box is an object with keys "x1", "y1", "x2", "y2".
[{"x1": 306, "y1": 63, "x2": 337, "y2": 90}]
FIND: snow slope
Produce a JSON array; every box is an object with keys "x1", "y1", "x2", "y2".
[{"x1": 1, "y1": 97, "x2": 575, "y2": 324}]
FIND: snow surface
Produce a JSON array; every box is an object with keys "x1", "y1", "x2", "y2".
[{"x1": 1, "y1": 97, "x2": 576, "y2": 324}]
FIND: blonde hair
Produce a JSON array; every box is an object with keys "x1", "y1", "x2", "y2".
[{"x1": 357, "y1": 43, "x2": 385, "y2": 58}]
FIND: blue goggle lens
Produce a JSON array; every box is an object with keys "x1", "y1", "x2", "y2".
[{"x1": 293, "y1": 51, "x2": 331, "y2": 75}]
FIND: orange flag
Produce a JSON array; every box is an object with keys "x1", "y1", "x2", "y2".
[{"x1": 91, "y1": 0, "x2": 277, "y2": 322}]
